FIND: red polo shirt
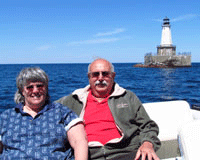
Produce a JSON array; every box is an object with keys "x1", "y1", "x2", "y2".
[{"x1": 84, "y1": 91, "x2": 121, "y2": 145}]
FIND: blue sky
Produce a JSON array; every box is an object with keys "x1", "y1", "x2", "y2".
[{"x1": 0, "y1": 0, "x2": 199, "y2": 64}]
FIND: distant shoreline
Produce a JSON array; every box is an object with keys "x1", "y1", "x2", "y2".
[{"x1": 0, "y1": 62, "x2": 199, "y2": 65}]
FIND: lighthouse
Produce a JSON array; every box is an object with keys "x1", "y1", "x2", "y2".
[
  {"x1": 157, "y1": 17, "x2": 176, "y2": 56},
  {"x1": 143, "y1": 16, "x2": 191, "y2": 67}
]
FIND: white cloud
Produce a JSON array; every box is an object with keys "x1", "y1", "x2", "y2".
[
  {"x1": 154, "y1": 14, "x2": 199, "y2": 23},
  {"x1": 171, "y1": 14, "x2": 199, "y2": 22},
  {"x1": 36, "y1": 45, "x2": 52, "y2": 51},
  {"x1": 95, "y1": 28, "x2": 125, "y2": 37},
  {"x1": 67, "y1": 38, "x2": 120, "y2": 46},
  {"x1": 152, "y1": 18, "x2": 163, "y2": 22},
  {"x1": 67, "y1": 28, "x2": 125, "y2": 46}
]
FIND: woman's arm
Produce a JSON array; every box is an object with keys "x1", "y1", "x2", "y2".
[{"x1": 67, "y1": 123, "x2": 88, "y2": 160}]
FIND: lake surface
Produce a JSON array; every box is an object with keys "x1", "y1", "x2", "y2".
[{"x1": 0, "y1": 63, "x2": 199, "y2": 113}]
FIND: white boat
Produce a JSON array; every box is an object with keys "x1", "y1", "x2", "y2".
[{"x1": 143, "y1": 100, "x2": 200, "y2": 160}]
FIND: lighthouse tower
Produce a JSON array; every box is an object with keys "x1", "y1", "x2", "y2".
[
  {"x1": 157, "y1": 17, "x2": 176, "y2": 56},
  {"x1": 161, "y1": 17, "x2": 172, "y2": 46}
]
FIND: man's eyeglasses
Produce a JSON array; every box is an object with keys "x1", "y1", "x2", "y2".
[
  {"x1": 26, "y1": 84, "x2": 45, "y2": 91},
  {"x1": 89, "y1": 71, "x2": 111, "y2": 78}
]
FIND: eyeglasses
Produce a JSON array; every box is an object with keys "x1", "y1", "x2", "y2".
[
  {"x1": 89, "y1": 71, "x2": 111, "y2": 78},
  {"x1": 25, "y1": 84, "x2": 45, "y2": 91}
]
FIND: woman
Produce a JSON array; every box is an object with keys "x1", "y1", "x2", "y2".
[{"x1": 0, "y1": 67, "x2": 88, "y2": 160}]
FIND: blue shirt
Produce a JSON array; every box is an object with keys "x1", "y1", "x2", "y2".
[{"x1": 0, "y1": 102, "x2": 82, "y2": 160}]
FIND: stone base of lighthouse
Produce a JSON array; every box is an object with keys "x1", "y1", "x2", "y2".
[
  {"x1": 144, "y1": 53, "x2": 191, "y2": 67},
  {"x1": 144, "y1": 44, "x2": 191, "y2": 67},
  {"x1": 157, "y1": 45, "x2": 176, "y2": 56}
]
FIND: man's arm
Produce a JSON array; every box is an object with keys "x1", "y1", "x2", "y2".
[
  {"x1": 67, "y1": 123, "x2": 88, "y2": 160},
  {"x1": 128, "y1": 91, "x2": 161, "y2": 159},
  {"x1": 129, "y1": 92, "x2": 160, "y2": 149}
]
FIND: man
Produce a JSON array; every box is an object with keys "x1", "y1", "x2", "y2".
[{"x1": 57, "y1": 58, "x2": 161, "y2": 160}]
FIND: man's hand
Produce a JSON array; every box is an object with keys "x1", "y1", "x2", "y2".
[{"x1": 134, "y1": 141, "x2": 160, "y2": 160}]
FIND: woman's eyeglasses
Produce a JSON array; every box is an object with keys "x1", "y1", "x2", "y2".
[{"x1": 26, "y1": 84, "x2": 45, "y2": 91}]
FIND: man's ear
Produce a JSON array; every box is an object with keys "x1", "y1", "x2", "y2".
[
  {"x1": 112, "y1": 72, "x2": 116, "y2": 79},
  {"x1": 88, "y1": 73, "x2": 90, "y2": 79}
]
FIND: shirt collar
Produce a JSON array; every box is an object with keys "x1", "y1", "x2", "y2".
[
  {"x1": 88, "y1": 90, "x2": 110, "y2": 103},
  {"x1": 15, "y1": 103, "x2": 54, "y2": 115}
]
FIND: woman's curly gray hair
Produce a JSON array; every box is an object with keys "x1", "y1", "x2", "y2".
[{"x1": 14, "y1": 67, "x2": 50, "y2": 105}]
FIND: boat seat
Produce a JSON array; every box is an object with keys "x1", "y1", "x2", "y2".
[
  {"x1": 143, "y1": 100, "x2": 193, "y2": 159},
  {"x1": 178, "y1": 120, "x2": 200, "y2": 160}
]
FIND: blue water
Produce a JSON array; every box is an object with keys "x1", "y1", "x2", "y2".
[{"x1": 0, "y1": 63, "x2": 200, "y2": 113}]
